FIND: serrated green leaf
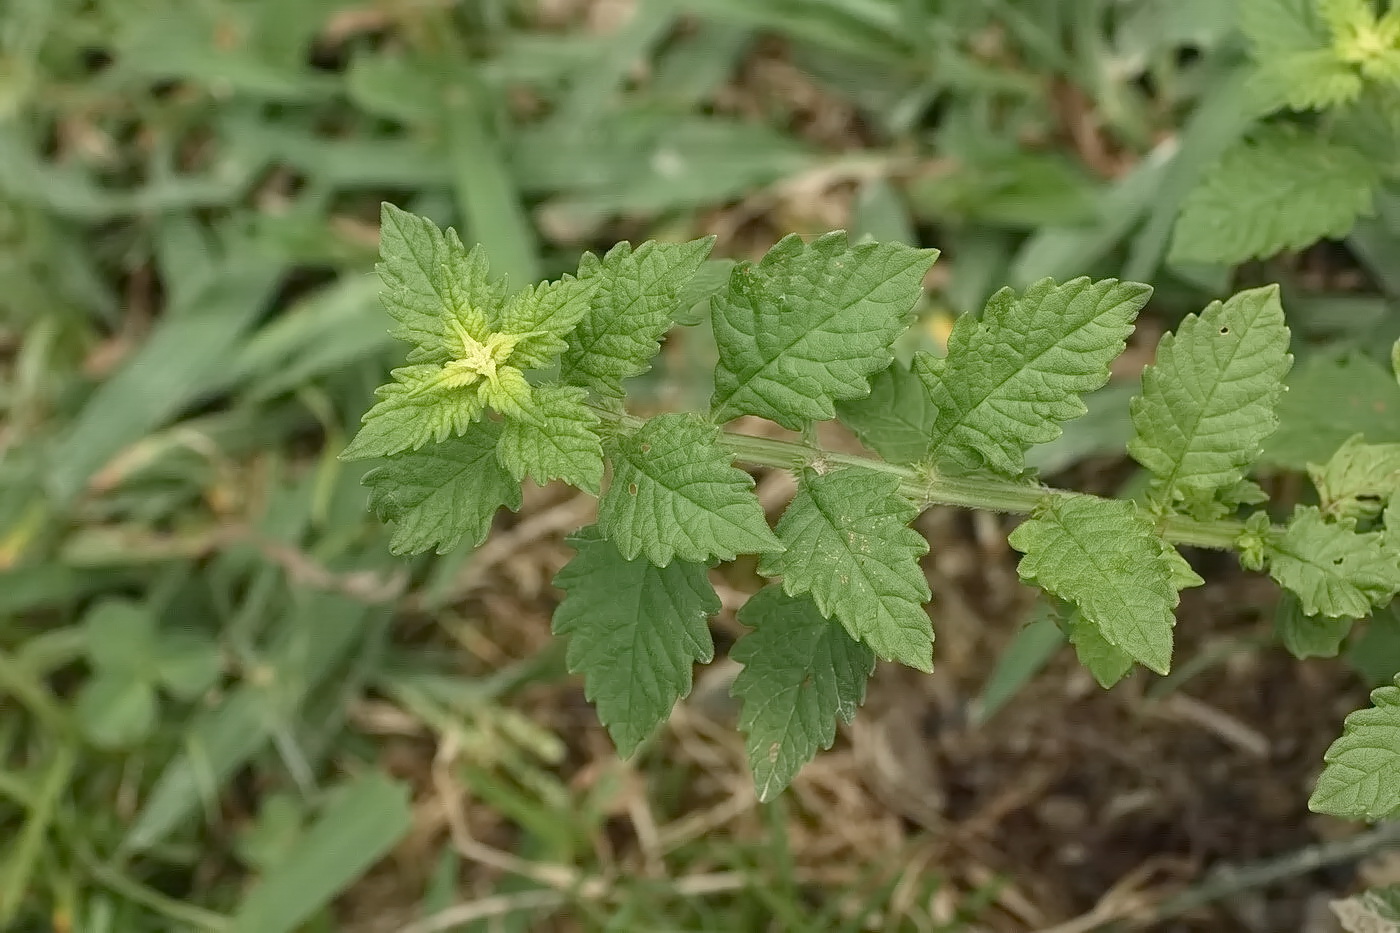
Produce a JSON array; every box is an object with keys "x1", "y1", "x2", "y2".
[
  {"x1": 377, "y1": 203, "x2": 506, "y2": 357},
  {"x1": 1008, "y1": 495, "x2": 1180, "y2": 675},
  {"x1": 560, "y1": 238, "x2": 715, "y2": 397},
  {"x1": 916, "y1": 277, "x2": 1150, "y2": 476},
  {"x1": 363, "y1": 421, "x2": 522, "y2": 556},
  {"x1": 711, "y1": 232, "x2": 938, "y2": 429},
  {"x1": 496, "y1": 274, "x2": 600, "y2": 371},
  {"x1": 1128, "y1": 286, "x2": 1292, "y2": 511},
  {"x1": 1248, "y1": 50, "x2": 1363, "y2": 112},
  {"x1": 490, "y1": 368, "x2": 544, "y2": 427},
  {"x1": 341, "y1": 364, "x2": 487, "y2": 461},
  {"x1": 1310, "y1": 434, "x2": 1400, "y2": 521},
  {"x1": 1266, "y1": 506, "x2": 1400, "y2": 618},
  {"x1": 730, "y1": 587, "x2": 874, "y2": 801},
  {"x1": 1160, "y1": 540, "x2": 1207, "y2": 591},
  {"x1": 552, "y1": 529, "x2": 718, "y2": 756},
  {"x1": 1171, "y1": 128, "x2": 1379, "y2": 265},
  {"x1": 759, "y1": 466, "x2": 932, "y2": 671},
  {"x1": 598, "y1": 413, "x2": 782, "y2": 566},
  {"x1": 1264, "y1": 349, "x2": 1400, "y2": 468},
  {"x1": 834, "y1": 360, "x2": 939, "y2": 464},
  {"x1": 1310, "y1": 677, "x2": 1400, "y2": 820},
  {"x1": 1067, "y1": 609, "x2": 1135, "y2": 688},
  {"x1": 1238, "y1": 0, "x2": 1363, "y2": 111},
  {"x1": 496, "y1": 384, "x2": 604, "y2": 494},
  {"x1": 1276, "y1": 592, "x2": 1353, "y2": 659}
]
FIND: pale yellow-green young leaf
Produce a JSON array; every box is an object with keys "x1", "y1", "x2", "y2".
[
  {"x1": 496, "y1": 384, "x2": 604, "y2": 494},
  {"x1": 342, "y1": 365, "x2": 487, "y2": 461},
  {"x1": 376, "y1": 203, "x2": 505, "y2": 358},
  {"x1": 478, "y1": 365, "x2": 539, "y2": 425}
]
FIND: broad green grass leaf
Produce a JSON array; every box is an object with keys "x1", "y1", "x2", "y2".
[
  {"x1": 598, "y1": 414, "x2": 782, "y2": 566},
  {"x1": 917, "y1": 277, "x2": 1151, "y2": 476},
  {"x1": 975, "y1": 602, "x2": 1066, "y2": 723},
  {"x1": 363, "y1": 421, "x2": 522, "y2": 556},
  {"x1": 377, "y1": 203, "x2": 506, "y2": 357},
  {"x1": 1276, "y1": 592, "x2": 1353, "y2": 659},
  {"x1": 341, "y1": 365, "x2": 487, "y2": 461},
  {"x1": 1266, "y1": 506, "x2": 1400, "y2": 618},
  {"x1": 1009, "y1": 495, "x2": 1181, "y2": 674},
  {"x1": 561, "y1": 238, "x2": 715, "y2": 397},
  {"x1": 553, "y1": 529, "x2": 718, "y2": 756},
  {"x1": 75, "y1": 677, "x2": 156, "y2": 748},
  {"x1": 711, "y1": 232, "x2": 938, "y2": 429},
  {"x1": 82, "y1": 600, "x2": 154, "y2": 674},
  {"x1": 45, "y1": 255, "x2": 277, "y2": 503},
  {"x1": 834, "y1": 360, "x2": 939, "y2": 464},
  {"x1": 155, "y1": 640, "x2": 222, "y2": 700},
  {"x1": 1170, "y1": 128, "x2": 1379, "y2": 265},
  {"x1": 759, "y1": 466, "x2": 932, "y2": 672},
  {"x1": 1310, "y1": 678, "x2": 1400, "y2": 820},
  {"x1": 126, "y1": 595, "x2": 376, "y2": 853},
  {"x1": 496, "y1": 384, "x2": 604, "y2": 494},
  {"x1": 730, "y1": 587, "x2": 874, "y2": 801},
  {"x1": 1264, "y1": 349, "x2": 1400, "y2": 468},
  {"x1": 1309, "y1": 434, "x2": 1400, "y2": 520},
  {"x1": 230, "y1": 774, "x2": 411, "y2": 933},
  {"x1": 1128, "y1": 285, "x2": 1292, "y2": 510},
  {"x1": 439, "y1": 69, "x2": 541, "y2": 287}
]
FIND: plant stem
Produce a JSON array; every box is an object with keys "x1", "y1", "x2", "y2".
[{"x1": 593, "y1": 407, "x2": 1254, "y2": 552}]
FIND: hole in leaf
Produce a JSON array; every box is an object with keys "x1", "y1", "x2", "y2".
[
  {"x1": 1219, "y1": 326, "x2": 1230, "y2": 335},
  {"x1": 628, "y1": 483, "x2": 638, "y2": 495}
]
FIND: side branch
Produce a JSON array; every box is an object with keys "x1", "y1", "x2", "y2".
[{"x1": 593, "y1": 406, "x2": 1256, "y2": 552}]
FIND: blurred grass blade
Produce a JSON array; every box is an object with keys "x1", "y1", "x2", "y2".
[
  {"x1": 126, "y1": 593, "x2": 375, "y2": 852},
  {"x1": 972, "y1": 602, "x2": 1065, "y2": 725},
  {"x1": 230, "y1": 773, "x2": 411, "y2": 933},
  {"x1": 45, "y1": 252, "x2": 279, "y2": 504},
  {"x1": 1010, "y1": 141, "x2": 1175, "y2": 286},
  {"x1": 0, "y1": 743, "x2": 75, "y2": 926},
  {"x1": 558, "y1": 4, "x2": 675, "y2": 120},
  {"x1": 676, "y1": 0, "x2": 916, "y2": 63},
  {"x1": 1126, "y1": 68, "x2": 1252, "y2": 282},
  {"x1": 438, "y1": 64, "x2": 540, "y2": 286}
]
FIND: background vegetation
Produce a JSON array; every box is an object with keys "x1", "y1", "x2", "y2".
[{"x1": 4, "y1": 0, "x2": 1400, "y2": 930}]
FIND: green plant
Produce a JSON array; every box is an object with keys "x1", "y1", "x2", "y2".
[
  {"x1": 1171, "y1": 0, "x2": 1400, "y2": 264},
  {"x1": 347, "y1": 205, "x2": 1400, "y2": 816}
]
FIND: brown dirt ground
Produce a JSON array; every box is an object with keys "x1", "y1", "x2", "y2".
[{"x1": 343, "y1": 447, "x2": 1379, "y2": 933}]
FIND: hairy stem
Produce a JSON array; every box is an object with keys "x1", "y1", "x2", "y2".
[{"x1": 594, "y1": 407, "x2": 1254, "y2": 552}]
